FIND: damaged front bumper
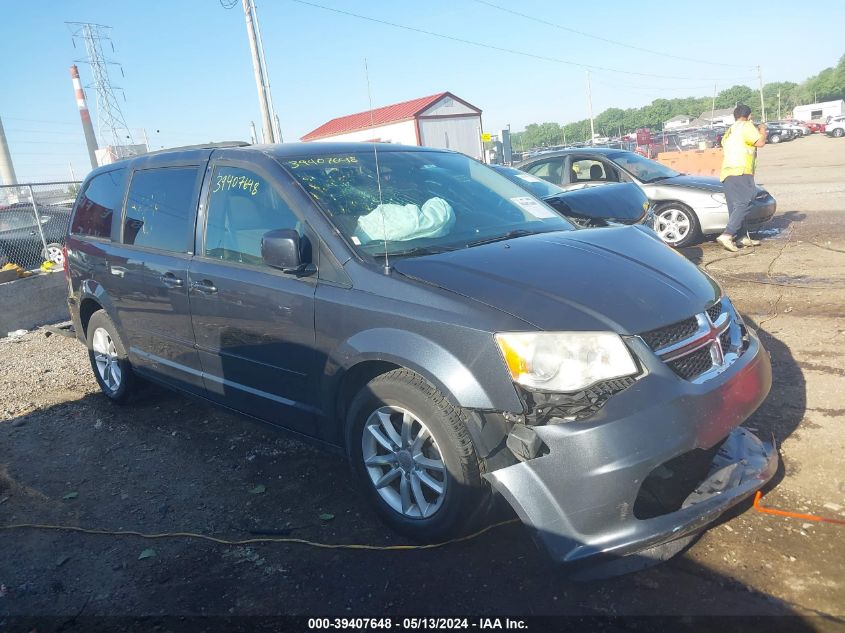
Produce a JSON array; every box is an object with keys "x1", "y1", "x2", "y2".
[{"x1": 484, "y1": 328, "x2": 776, "y2": 567}]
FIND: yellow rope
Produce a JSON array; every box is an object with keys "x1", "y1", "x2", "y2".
[{"x1": 0, "y1": 518, "x2": 519, "y2": 550}]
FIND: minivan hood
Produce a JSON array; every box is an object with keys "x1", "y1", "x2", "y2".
[
  {"x1": 545, "y1": 182, "x2": 648, "y2": 224},
  {"x1": 393, "y1": 227, "x2": 719, "y2": 334},
  {"x1": 651, "y1": 174, "x2": 722, "y2": 192}
]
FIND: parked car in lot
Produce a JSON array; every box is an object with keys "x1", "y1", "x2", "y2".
[
  {"x1": 825, "y1": 115, "x2": 845, "y2": 138},
  {"x1": 803, "y1": 121, "x2": 826, "y2": 133},
  {"x1": 516, "y1": 148, "x2": 776, "y2": 248},
  {"x1": 763, "y1": 122, "x2": 794, "y2": 144},
  {"x1": 490, "y1": 165, "x2": 654, "y2": 229},
  {"x1": 65, "y1": 142, "x2": 776, "y2": 573},
  {"x1": 0, "y1": 202, "x2": 70, "y2": 268}
]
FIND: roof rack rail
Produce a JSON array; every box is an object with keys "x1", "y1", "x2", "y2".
[{"x1": 145, "y1": 141, "x2": 251, "y2": 156}]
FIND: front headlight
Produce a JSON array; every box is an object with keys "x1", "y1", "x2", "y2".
[
  {"x1": 495, "y1": 331, "x2": 638, "y2": 392},
  {"x1": 711, "y1": 193, "x2": 726, "y2": 205}
]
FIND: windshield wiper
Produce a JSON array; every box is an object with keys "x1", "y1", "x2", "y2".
[
  {"x1": 464, "y1": 229, "x2": 539, "y2": 248},
  {"x1": 372, "y1": 245, "x2": 456, "y2": 258}
]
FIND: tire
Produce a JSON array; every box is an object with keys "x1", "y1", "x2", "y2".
[
  {"x1": 42, "y1": 242, "x2": 64, "y2": 266},
  {"x1": 833, "y1": 128, "x2": 845, "y2": 138},
  {"x1": 770, "y1": 134, "x2": 781, "y2": 144},
  {"x1": 86, "y1": 310, "x2": 136, "y2": 404},
  {"x1": 653, "y1": 202, "x2": 700, "y2": 248},
  {"x1": 346, "y1": 368, "x2": 488, "y2": 542}
]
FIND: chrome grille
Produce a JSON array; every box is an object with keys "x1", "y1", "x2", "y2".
[
  {"x1": 640, "y1": 317, "x2": 699, "y2": 350},
  {"x1": 667, "y1": 347, "x2": 713, "y2": 380},
  {"x1": 706, "y1": 301, "x2": 722, "y2": 323},
  {"x1": 640, "y1": 298, "x2": 744, "y2": 383}
]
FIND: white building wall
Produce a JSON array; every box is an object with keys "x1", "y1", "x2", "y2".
[
  {"x1": 418, "y1": 115, "x2": 483, "y2": 159},
  {"x1": 419, "y1": 95, "x2": 477, "y2": 117},
  {"x1": 793, "y1": 100, "x2": 845, "y2": 121},
  {"x1": 307, "y1": 120, "x2": 417, "y2": 145}
]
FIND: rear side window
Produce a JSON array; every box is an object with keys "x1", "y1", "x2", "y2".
[
  {"x1": 203, "y1": 166, "x2": 301, "y2": 266},
  {"x1": 123, "y1": 167, "x2": 199, "y2": 252},
  {"x1": 70, "y1": 168, "x2": 127, "y2": 239}
]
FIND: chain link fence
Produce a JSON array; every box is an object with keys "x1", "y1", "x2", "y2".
[{"x1": 0, "y1": 181, "x2": 80, "y2": 272}]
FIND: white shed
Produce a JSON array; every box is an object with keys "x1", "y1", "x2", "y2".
[
  {"x1": 301, "y1": 92, "x2": 484, "y2": 159},
  {"x1": 792, "y1": 100, "x2": 845, "y2": 122}
]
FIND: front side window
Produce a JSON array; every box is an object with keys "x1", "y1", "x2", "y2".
[
  {"x1": 571, "y1": 159, "x2": 618, "y2": 182},
  {"x1": 204, "y1": 166, "x2": 301, "y2": 266},
  {"x1": 70, "y1": 168, "x2": 127, "y2": 239},
  {"x1": 123, "y1": 167, "x2": 199, "y2": 252},
  {"x1": 283, "y1": 150, "x2": 572, "y2": 259}
]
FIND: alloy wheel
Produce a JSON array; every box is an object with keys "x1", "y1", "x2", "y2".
[
  {"x1": 655, "y1": 208, "x2": 691, "y2": 246},
  {"x1": 361, "y1": 406, "x2": 447, "y2": 519},
  {"x1": 44, "y1": 244, "x2": 64, "y2": 267},
  {"x1": 91, "y1": 327, "x2": 122, "y2": 392}
]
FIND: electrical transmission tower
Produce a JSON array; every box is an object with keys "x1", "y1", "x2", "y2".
[{"x1": 66, "y1": 22, "x2": 134, "y2": 151}]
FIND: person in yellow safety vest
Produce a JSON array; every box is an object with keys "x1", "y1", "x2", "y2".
[{"x1": 716, "y1": 104, "x2": 767, "y2": 252}]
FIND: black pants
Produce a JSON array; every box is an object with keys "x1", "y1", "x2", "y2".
[{"x1": 722, "y1": 174, "x2": 756, "y2": 237}]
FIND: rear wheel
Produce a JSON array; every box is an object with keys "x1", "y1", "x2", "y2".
[
  {"x1": 346, "y1": 369, "x2": 489, "y2": 542},
  {"x1": 86, "y1": 310, "x2": 136, "y2": 404},
  {"x1": 833, "y1": 128, "x2": 844, "y2": 138},
  {"x1": 770, "y1": 133, "x2": 781, "y2": 143},
  {"x1": 654, "y1": 203, "x2": 700, "y2": 248}
]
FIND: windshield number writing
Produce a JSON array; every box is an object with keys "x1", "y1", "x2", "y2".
[{"x1": 286, "y1": 156, "x2": 358, "y2": 169}]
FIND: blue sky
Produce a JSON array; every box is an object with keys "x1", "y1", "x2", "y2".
[{"x1": 1, "y1": 0, "x2": 843, "y2": 182}]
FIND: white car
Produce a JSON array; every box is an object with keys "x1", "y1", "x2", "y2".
[{"x1": 826, "y1": 115, "x2": 845, "y2": 138}]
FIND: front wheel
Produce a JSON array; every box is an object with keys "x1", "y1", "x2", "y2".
[
  {"x1": 346, "y1": 369, "x2": 489, "y2": 542},
  {"x1": 86, "y1": 310, "x2": 136, "y2": 404},
  {"x1": 654, "y1": 203, "x2": 700, "y2": 248},
  {"x1": 770, "y1": 134, "x2": 781, "y2": 143},
  {"x1": 42, "y1": 243, "x2": 64, "y2": 266},
  {"x1": 833, "y1": 128, "x2": 845, "y2": 138}
]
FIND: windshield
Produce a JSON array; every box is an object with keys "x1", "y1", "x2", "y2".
[
  {"x1": 610, "y1": 151, "x2": 681, "y2": 183},
  {"x1": 282, "y1": 150, "x2": 572, "y2": 258},
  {"x1": 491, "y1": 166, "x2": 566, "y2": 199}
]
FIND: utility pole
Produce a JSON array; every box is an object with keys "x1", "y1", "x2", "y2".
[
  {"x1": 756, "y1": 65, "x2": 766, "y2": 122},
  {"x1": 711, "y1": 83, "x2": 717, "y2": 127},
  {"x1": 586, "y1": 70, "x2": 595, "y2": 144},
  {"x1": 242, "y1": 0, "x2": 275, "y2": 143},
  {"x1": 249, "y1": 121, "x2": 258, "y2": 144},
  {"x1": 777, "y1": 91, "x2": 781, "y2": 120}
]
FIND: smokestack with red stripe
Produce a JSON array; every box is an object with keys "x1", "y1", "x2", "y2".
[{"x1": 70, "y1": 64, "x2": 99, "y2": 169}]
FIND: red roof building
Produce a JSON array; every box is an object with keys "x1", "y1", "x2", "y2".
[{"x1": 301, "y1": 92, "x2": 484, "y2": 159}]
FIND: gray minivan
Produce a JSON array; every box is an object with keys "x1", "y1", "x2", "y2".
[{"x1": 65, "y1": 142, "x2": 776, "y2": 573}]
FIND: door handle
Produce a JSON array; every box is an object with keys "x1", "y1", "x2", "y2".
[
  {"x1": 160, "y1": 273, "x2": 184, "y2": 288},
  {"x1": 190, "y1": 279, "x2": 218, "y2": 294}
]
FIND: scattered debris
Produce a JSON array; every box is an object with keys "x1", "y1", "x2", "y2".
[
  {"x1": 62, "y1": 491, "x2": 79, "y2": 500},
  {"x1": 56, "y1": 555, "x2": 71, "y2": 568},
  {"x1": 6, "y1": 329, "x2": 27, "y2": 339},
  {"x1": 319, "y1": 513, "x2": 335, "y2": 522},
  {"x1": 137, "y1": 549, "x2": 156, "y2": 560},
  {"x1": 249, "y1": 484, "x2": 266, "y2": 495}
]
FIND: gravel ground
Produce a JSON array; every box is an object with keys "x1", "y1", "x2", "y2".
[{"x1": 0, "y1": 135, "x2": 843, "y2": 624}]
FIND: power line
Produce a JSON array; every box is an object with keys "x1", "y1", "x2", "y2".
[
  {"x1": 287, "y1": 0, "x2": 755, "y2": 82},
  {"x1": 471, "y1": 0, "x2": 750, "y2": 69}
]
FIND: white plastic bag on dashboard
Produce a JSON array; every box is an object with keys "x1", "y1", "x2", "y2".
[{"x1": 355, "y1": 197, "x2": 455, "y2": 243}]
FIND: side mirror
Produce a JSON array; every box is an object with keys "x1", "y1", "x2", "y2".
[{"x1": 261, "y1": 229, "x2": 310, "y2": 274}]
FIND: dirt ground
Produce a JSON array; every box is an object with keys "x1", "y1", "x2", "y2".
[{"x1": 1, "y1": 135, "x2": 843, "y2": 625}]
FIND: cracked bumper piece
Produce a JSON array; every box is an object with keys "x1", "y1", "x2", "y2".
[{"x1": 485, "y1": 329, "x2": 777, "y2": 567}]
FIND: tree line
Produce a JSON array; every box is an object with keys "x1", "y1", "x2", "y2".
[{"x1": 511, "y1": 54, "x2": 845, "y2": 150}]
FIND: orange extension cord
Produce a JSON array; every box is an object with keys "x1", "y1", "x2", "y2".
[{"x1": 753, "y1": 491, "x2": 845, "y2": 526}]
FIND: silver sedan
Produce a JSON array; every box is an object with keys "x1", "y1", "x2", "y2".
[{"x1": 516, "y1": 148, "x2": 776, "y2": 248}]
